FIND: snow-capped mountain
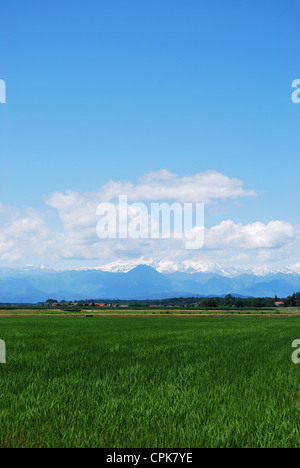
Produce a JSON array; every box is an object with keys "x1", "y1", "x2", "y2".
[
  {"x1": 77, "y1": 259, "x2": 238, "y2": 275},
  {"x1": 1, "y1": 263, "x2": 300, "y2": 302},
  {"x1": 77, "y1": 259, "x2": 300, "y2": 277},
  {"x1": 21, "y1": 265, "x2": 54, "y2": 273},
  {"x1": 280, "y1": 263, "x2": 300, "y2": 276}
]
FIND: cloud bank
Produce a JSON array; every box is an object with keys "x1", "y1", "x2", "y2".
[{"x1": 0, "y1": 170, "x2": 298, "y2": 268}]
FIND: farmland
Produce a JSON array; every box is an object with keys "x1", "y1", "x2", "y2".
[
  {"x1": 0, "y1": 316, "x2": 300, "y2": 448},
  {"x1": 0, "y1": 307, "x2": 298, "y2": 317}
]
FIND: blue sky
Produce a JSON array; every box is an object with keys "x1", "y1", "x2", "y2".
[{"x1": 0, "y1": 0, "x2": 300, "y2": 269}]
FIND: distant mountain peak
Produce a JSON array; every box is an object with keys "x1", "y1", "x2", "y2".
[
  {"x1": 1, "y1": 262, "x2": 300, "y2": 302},
  {"x1": 128, "y1": 265, "x2": 158, "y2": 272},
  {"x1": 82, "y1": 259, "x2": 300, "y2": 277}
]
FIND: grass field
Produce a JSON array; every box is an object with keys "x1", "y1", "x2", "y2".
[
  {"x1": 0, "y1": 316, "x2": 300, "y2": 448},
  {"x1": 0, "y1": 307, "x2": 297, "y2": 316}
]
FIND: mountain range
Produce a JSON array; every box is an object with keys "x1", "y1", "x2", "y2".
[
  {"x1": 0, "y1": 262, "x2": 300, "y2": 303},
  {"x1": 77, "y1": 259, "x2": 300, "y2": 277}
]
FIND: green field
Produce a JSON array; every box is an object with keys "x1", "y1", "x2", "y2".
[
  {"x1": 0, "y1": 316, "x2": 300, "y2": 448},
  {"x1": 0, "y1": 307, "x2": 296, "y2": 316}
]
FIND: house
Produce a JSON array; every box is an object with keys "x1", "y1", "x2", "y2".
[{"x1": 275, "y1": 302, "x2": 284, "y2": 307}]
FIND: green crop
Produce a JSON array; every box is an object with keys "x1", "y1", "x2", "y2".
[{"x1": 0, "y1": 317, "x2": 299, "y2": 448}]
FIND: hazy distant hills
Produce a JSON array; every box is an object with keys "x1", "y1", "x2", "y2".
[{"x1": 0, "y1": 264, "x2": 300, "y2": 303}]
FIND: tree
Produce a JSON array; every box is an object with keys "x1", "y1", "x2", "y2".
[{"x1": 201, "y1": 298, "x2": 218, "y2": 308}]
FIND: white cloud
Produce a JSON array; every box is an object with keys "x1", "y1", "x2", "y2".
[
  {"x1": 0, "y1": 170, "x2": 298, "y2": 268},
  {"x1": 204, "y1": 220, "x2": 297, "y2": 250},
  {"x1": 44, "y1": 169, "x2": 256, "y2": 235},
  {"x1": 99, "y1": 169, "x2": 256, "y2": 203},
  {"x1": 0, "y1": 207, "x2": 55, "y2": 261}
]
